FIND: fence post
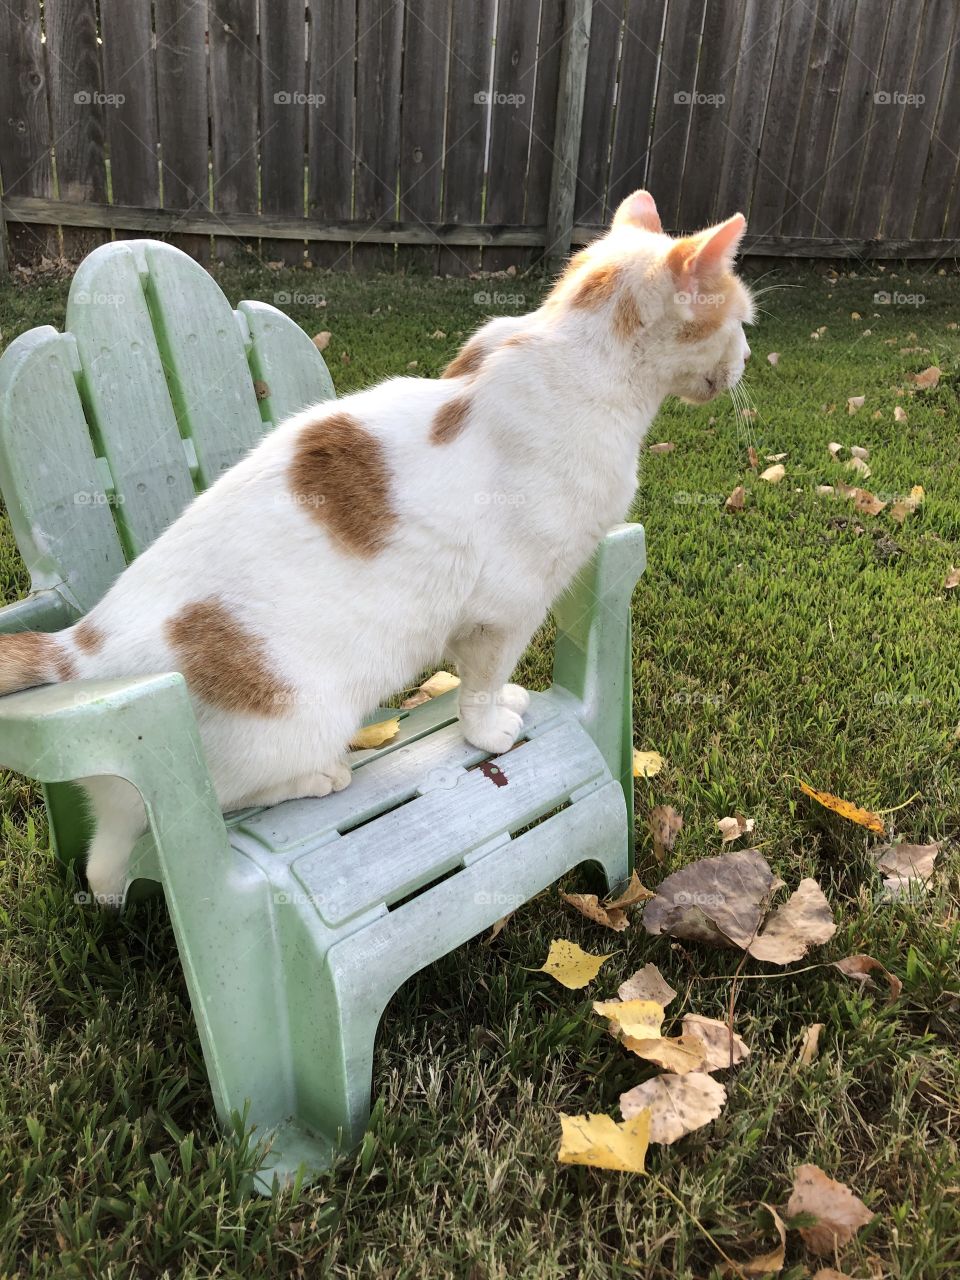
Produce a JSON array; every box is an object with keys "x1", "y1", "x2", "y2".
[
  {"x1": 546, "y1": 0, "x2": 593, "y2": 272},
  {"x1": 0, "y1": 164, "x2": 7, "y2": 276}
]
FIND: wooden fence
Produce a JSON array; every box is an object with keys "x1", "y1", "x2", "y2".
[{"x1": 1, "y1": 0, "x2": 958, "y2": 274}]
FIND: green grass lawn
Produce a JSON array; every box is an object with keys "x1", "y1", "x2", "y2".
[{"x1": 1, "y1": 256, "x2": 959, "y2": 1279}]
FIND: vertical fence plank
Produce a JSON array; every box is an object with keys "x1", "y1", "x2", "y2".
[
  {"x1": 353, "y1": 0, "x2": 404, "y2": 272},
  {"x1": 260, "y1": 0, "x2": 307, "y2": 265},
  {"x1": 645, "y1": 0, "x2": 708, "y2": 233},
  {"x1": 912, "y1": 9, "x2": 960, "y2": 241},
  {"x1": 882, "y1": 0, "x2": 957, "y2": 241},
  {"x1": 850, "y1": 1, "x2": 926, "y2": 239},
  {"x1": 530, "y1": 0, "x2": 569, "y2": 268},
  {"x1": 675, "y1": 0, "x2": 746, "y2": 232},
  {"x1": 817, "y1": 1, "x2": 890, "y2": 240},
  {"x1": 778, "y1": 0, "x2": 856, "y2": 240},
  {"x1": 307, "y1": 0, "x2": 357, "y2": 271},
  {"x1": 398, "y1": 0, "x2": 450, "y2": 274},
  {"x1": 155, "y1": 0, "x2": 211, "y2": 262},
  {"x1": 748, "y1": 2, "x2": 819, "y2": 240},
  {"x1": 545, "y1": 0, "x2": 591, "y2": 269},
  {"x1": 99, "y1": 0, "x2": 161, "y2": 233},
  {"x1": 712, "y1": 0, "x2": 783, "y2": 230},
  {"x1": 437, "y1": 2, "x2": 493, "y2": 276},
  {"x1": 482, "y1": 0, "x2": 542, "y2": 272},
  {"x1": 0, "y1": 0, "x2": 56, "y2": 262},
  {"x1": 209, "y1": 0, "x2": 260, "y2": 262},
  {"x1": 45, "y1": 0, "x2": 109, "y2": 259},
  {"x1": 572, "y1": 0, "x2": 623, "y2": 230},
  {"x1": 605, "y1": 0, "x2": 667, "y2": 215}
]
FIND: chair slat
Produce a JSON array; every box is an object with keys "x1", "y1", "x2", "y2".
[{"x1": 239, "y1": 300, "x2": 336, "y2": 426}]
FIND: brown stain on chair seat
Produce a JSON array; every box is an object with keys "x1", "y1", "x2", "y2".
[
  {"x1": 166, "y1": 599, "x2": 294, "y2": 716},
  {"x1": 288, "y1": 411, "x2": 397, "y2": 556},
  {"x1": 431, "y1": 395, "x2": 471, "y2": 445}
]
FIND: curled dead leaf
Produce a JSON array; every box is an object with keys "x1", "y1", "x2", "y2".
[
  {"x1": 767, "y1": 352, "x2": 780, "y2": 365},
  {"x1": 850, "y1": 444, "x2": 869, "y2": 461},
  {"x1": 786, "y1": 1164, "x2": 873, "y2": 1256},
  {"x1": 747, "y1": 446, "x2": 760, "y2": 469},
  {"x1": 760, "y1": 463, "x2": 786, "y2": 483},
  {"x1": 401, "y1": 669, "x2": 461, "y2": 708},
  {"x1": 871, "y1": 840, "x2": 941, "y2": 896},
  {"x1": 894, "y1": 405, "x2": 908, "y2": 424},
  {"x1": 648, "y1": 804, "x2": 683, "y2": 862},
  {"x1": 945, "y1": 567, "x2": 960, "y2": 590},
  {"x1": 312, "y1": 331, "x2": 332, "y2": 351},
  {"x1": 349, "y1": 717, "x2": 400, "y2": 749},
  {"x1": 912, "y1": 365, "x2": 941, "y2": 390},
  {"x1": 846, "y1": 455, "x2": 872, "y2": 479},
  {"x1": 717, "y1": 814, "x2": 755, "y2": 843},
  {"x1": 649, "y1": 441, "x2": 676, "y2": 454},
  {"x1": 846, "y1": 395, "x2": 865, "y2": 414},
  {"x1": 732, "y1": 1204, "x2": 788, "y2": 1277},
  {"x1": 833, "y1": 953, "x2": 902, "y2": 1001},
  {"x1": 725, "y1": 484, "x2": 747, "y2": 512},
  {"x1": 798, "y1": 1023, "x2": 824, "y2": 1066},
  {"x1": 798, "y1": 781, "x2": 885, "y2": 833}
]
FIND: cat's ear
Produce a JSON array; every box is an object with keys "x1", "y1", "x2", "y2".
[
  {"x1": 612, "y1": 189, "x2": 662, "y2": 233},
  {"x1": 668, "y1": 213, "x2": 747, "y2": 284}
]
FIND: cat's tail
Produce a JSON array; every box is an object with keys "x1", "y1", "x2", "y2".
[{"x1": 0, "y1": 629, "x2": 77, "y2": 696}]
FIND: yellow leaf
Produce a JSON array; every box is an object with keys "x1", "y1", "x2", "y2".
[
  {"x1": 349, "y1": 717, "x2": 400, "y2": 749},
  {"x1": 538, "y1": 940, "x2": 612, "y2": 989},
  {"x1": 557, "y1": 1110, "x2": 650, "y2": 1172},
  {"x1": 633, "y1": 749, "x2": 664, "y2": 778},
  {"x1": 593, "y1": 999, "x2": 664, "y2": 1041},
  {"x1": 401, "y1": 669, "x2": 461, "y2": 707},
  {"x1": 798, "y1": 780, "x2": 885, "y2": 833},
  {"x1": 312, "y1": 330, "x2": 332, "y2": 351},
  {"x1": 621, "y1": 1034, "x2": 707, "y2": 1074}
]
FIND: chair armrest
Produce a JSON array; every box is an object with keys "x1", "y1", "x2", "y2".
[
  {"x1": 552, "y1": 523, "x2": 646, "y2": 666},
  {"x1": 0, "y1": 588, "x2": 76, "y2": 635}
]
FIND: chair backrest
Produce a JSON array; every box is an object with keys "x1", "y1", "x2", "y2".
[{"x1": 0, "y1": 240, "x2": 335, "y2": 614}]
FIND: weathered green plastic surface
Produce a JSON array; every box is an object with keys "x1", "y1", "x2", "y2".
[{"x1": 0, "y1": 239, "x2": 645, "y2": 1192}]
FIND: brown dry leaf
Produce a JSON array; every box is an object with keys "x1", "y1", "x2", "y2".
[
  {"x1": 798, "y1": 1023, "x2": 824, "y2": 1066},
  {"x1": 828, "y1": 441, "x2": 844, "y2": 457},
  {"x1": 748, "y1": 446, "x2": 760, "y2": 469},
  {"x1": 853, "y1": 487, "x2": 886, "y2": 516},
  {"x1": 609, "y1": 869, "x2": 656, "y2": 910},
  {"x1": 486, "y1": 913, "x2": 513, "y2": 943},
  {"x1": 725, "y1": 484, "x2": 747, "y2": 512},
  {"x1": 253, "y1": 379, "x2": 270, "y2": 401},
  {"x1": 734, "y1": 1204, "x2": 788, "y2": 1277},
  {"x1": 747, "y1": 879, "x2": 836, "y2": 965},
  {"x1": 557, "y1": 1111, "x2": 650, "y2": 1172},
  {"x1": 817, "y1": 485, "x2": 836, "y2": 495},
  {"x1": 894, "y1": 405, "x2": 908, "y2": 423},
  {"x1": 846, "y1": 455, "x2": 872, "y2": 479},
  {"x1": 786, "y1": 1164, "x2": 874, "y2": 1256},
  {"x1": 349, "y1": 717, "x2": 400, "y2": 749},
  {"x1": 945, "y1": 567, "x2": 960, "y2": 590},
  {"x1": 401, "y1": 669, "x2": 461, "y2": 708},
  {"x1": 767, "y1": 352, "x2": 780, "y2": 365},
  {"x1": 718, "y1": 814, "x2": 756, "y2": 843},
  {"x1": 538, "y1": 940, "x2": 613, "y2": 989},
  {"x1": 430, "y1": 329, "x2": 447, "y2": 340},
  {"x1": 620, "y1": 1072, "x2": 726, "y2": 1144},
  {"x1": 912, "y1": 365, "x2": 941, "y2": 390},
  {"x1": 847, "y1": 395, "x2": 865, "y2": 414},
  {"x1": 799, "y1": 781, "x2": 885, "y2": 833},
  {"x1": 649, "y1": 441, "x2": 676, "y2": 454},
  {"x1": 871, "y1": 840, "x2": 941, "y2": 897},
  {"x1": 560, "y1": 891, "x2": 630, "y2": 932},
  {"x1": 648, "y1": 804, "x2": 683, "y2": 862},
  {"x1": 622, "y1": 1033, "x2": 707, "y2": 1074},
  {"x1": 618, "y1": 963, "x2": 677, "y2": 1007},
  {"x1": 833, "y1": 953, "x2": 902, "y2": 1001},
  {"x1": 595, "y1": 998, "x2": 664, "y2": 1041},
  {"x1": 681, "y1": 1014, "x2": 751, "y2": 1071},
  {"x1": 760, "y1": 463, "x2": 786, "y2": 483},
  {"x1": 312, "y1": 331, "x2": 332, "y2": 351},
  {"x1": 633, "y1": 749, "x2": 665, "y2": 778},
  {"x1": 889, "y1": 485, "x2": 924, "y2": 524},
  {"x1": 766, "y1": 452, "x2": 788, "y2": 462},
  {"x1": 850, "y1": 444, "x2": 870, "y2": 461},
  {"x1": 642, "y1": 849, "x2": 783, "y2": 949}
]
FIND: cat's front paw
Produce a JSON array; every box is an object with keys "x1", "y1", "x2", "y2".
[
  {"x1": 497, "y1": 683, "x2": 530, "y2": 715},
  {"x1": 459, "y1": 701, "x2": 526, "y2": 755}
]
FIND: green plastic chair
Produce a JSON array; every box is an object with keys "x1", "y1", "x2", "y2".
[{"x1": 0, "y1": 240, "x2": 646, "y2": 1191}]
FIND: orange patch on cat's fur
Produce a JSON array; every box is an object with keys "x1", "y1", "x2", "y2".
[
  {"x1": 0, "y1": 630, "x2": 74, "y2": 694},
  {"x1": 668, "y1": 238, "x2": 740, "y2": 342},
  {"x1": 441, "y1": 341, "x2": 485, "y2": 379},
  {"x1": 567, "y1": 261, "x2": 622, "y2": 309},
  {"x1": 74, "y1": 619, "x2": 104, "y2": 654},
  {"x1": 288, "y1": 411, "x2": 396, "y2": 556},
  {"x1": 613, "y1": 292, "x2": 643, "y2": 340},
  {"x1": 166, "y1": 599, "x2": 293, "y2": 717},
  {"x1": 431, "y1": 395, "x2": 471, "y2": 445}
]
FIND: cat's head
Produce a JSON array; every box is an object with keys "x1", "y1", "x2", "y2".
[{"x1": 552, "y1": 190, "x2": 754, "y2": 404}]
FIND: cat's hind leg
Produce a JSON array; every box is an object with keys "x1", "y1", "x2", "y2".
[{"x1": 448, "y1": 621, "x2": 534, "y2": 754}]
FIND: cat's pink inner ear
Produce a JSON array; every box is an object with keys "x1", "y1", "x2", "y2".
[
  {"x1": 690, "y1": 213, "x2": 747, "y2": 275},
  {"x1": 612, "y1": 189, "x2": 662, "y2": 233}
]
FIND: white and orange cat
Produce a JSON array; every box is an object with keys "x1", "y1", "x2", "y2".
[{"x1": 0, "y1": 191, "x2": 754, "y2": 901}]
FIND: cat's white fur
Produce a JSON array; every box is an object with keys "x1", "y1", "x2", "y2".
[{"x1": 0, "y1": 192, "x2": 754, "y2": 901}]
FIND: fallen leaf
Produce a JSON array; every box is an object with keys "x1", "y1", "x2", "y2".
[
  {"x1": 642, "y1": 849, "x2": 783, "y2": 949},
  {"x1": 538, "y1": 940, "x2": 612, "y2": 989},
  {"x1": 828, "y1": 441, "x2": 844, "y2": 457},
  {"x1": 765, "y1": 452, "x2": 788, "y2": 462},
  {"x1": 681, "y1": 1014, "x2": 751, "y2": 1070},
  {"x1": 735, "y1": 1204, "x2": 788, "y2": 1277},
  {"x1": 747, "y1": 879, "x2": 836, "y2": 965},
  {"x1": 850, "y1": 311, "x2": 861, "y2": 320},
  {"x1": 944, "y1": 567, "x2": 960, "y2": 590},
  {"x1": 852, "y1": 487, "x2": 886, "y2": 516},
  {"x1": 817, "y1": 484, "x2": 836, "y2": 495},
  {"x1": 833, "y1": 953, "x2": 902, "y2": 1001},
  {"x1": 799, "y1": 781, "x2": 885, "y2": 833},
  {"x1": 847, "y1": 395, "x2": 865, "y2": 414},
  {"x1": 648, "y1": 804, "x2": 683, "y2": 861},
  {"x1": 912, "y1": 365, "x2": 941, "y2": 390},
  {"x1": 760, "y1": 463, "x2": 786, "y2": 483},
  {"x1": 622, "y1": 1033, "x2": 707, "y2": 1074},
  {"x1": 798, "y1": 1023, "x2": 824, "y2": 1066},
  {"x1": 618, "y1": 963, "x2": 677, "y2": 1007},
  {"x1": 747, "y1": 446, "x2": 760, "y2": 469},
  {"x1": 767, "y1": 352, "x2": 780, "y2": 365},
  {"x1": 312, "y1": 331, "x2": 332, "y2": 351},
  {"x1": 252, "y1": 379, "x2": 270, "y2": 401},
  {"x1": 894, "y1": 405, "x2": 908, "y2": 423},
  {"x1": 786, "y1": 1164, "x2": 874, "y2": 1256},
  {"x1": 633, "y1": 749, "x2": 664, "y2": 778},
  {"x1": 429, "y1": 329, "x2": 447, "y2": 340},
  {"x1": 846, "y1": 455, "x2": 872, "y2": 479},
  {"x1": 561, "y1": 891, "x2": 630, "y2": 932},
  {"x1": 871, "y1": 840, "x2": 941, "y2": 897},
  {"x1": 608, "y1": 870, "x2": 656, "y2": 909},
  {"x1": 486, "y1": 913, "x2": 513, "y2": 942},
  {"x1": 349, "y1": 717, "x2": 400, "y2": 749},
  {"x1": 557, "y1": 1111, "x2": 650, "y2": 1172},
  {"x1": 725, "y1": 484, "x2": 747, "y2": 512},
  {"x1": 401, "y1": 669, "x2": 461, "y2": 708},
  {"x1": 594, "y1": 998, "x2": 664, "y2": 1041},
  {"x1": 649, "y1": 441, "x2": 676, "y2": 454},
  {"x1": 717, "y1": 814, "x2": 756, "y2": 843},
  {"x1": 889, "y1": 485, "x2": 924, "y2": 524},
  {"x1": 620, "y1": 1072, "x2": 726, "y2": 1144},
  {"x1": 850, "y1": 444, "x2": 869, "y2": 461},
  {"x1": 811, "y1": 1271, "x2": 855, "y2": 1280}
]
